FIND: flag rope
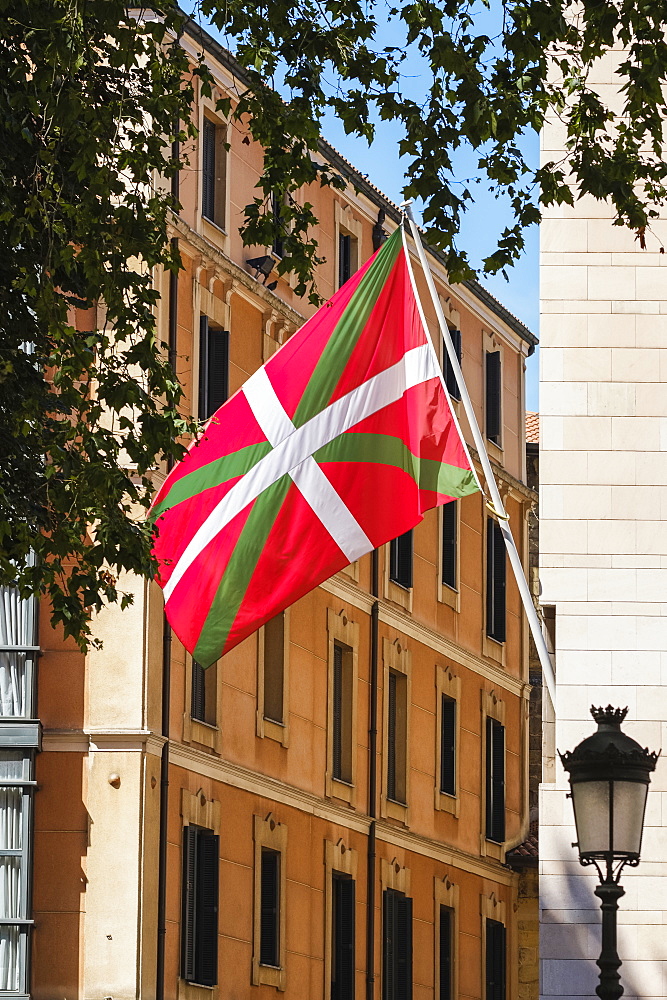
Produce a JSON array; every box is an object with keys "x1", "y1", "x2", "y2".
[{"x1": 400, "y1": 203, "x2": 556, "y2": 709}]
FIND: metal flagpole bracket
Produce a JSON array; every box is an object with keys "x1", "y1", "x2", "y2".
[{"x1": 485, "y1": 500, "x2": 511, "y2": 521}]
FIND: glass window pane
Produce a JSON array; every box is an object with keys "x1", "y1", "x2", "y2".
[
  {"x1": 0, "y1": 754, "x2": 26, "y2": 782},
  {"x1": 0, "y1": 790, "x2": 22, "y2": 851},
  {"x1": 0, "y1": 926, "x2": 20, "y2": 991},
  {"x1": 572, "y1": 780, "x2": 609, "y2": 854}
]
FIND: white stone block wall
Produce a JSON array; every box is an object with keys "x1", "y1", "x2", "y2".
[{"x1": 539, "y1": 48, "x2": 667, "y2": 1000}]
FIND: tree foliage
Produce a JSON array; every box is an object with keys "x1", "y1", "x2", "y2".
[
  {"x1": 2, "y1": 0, "x2": 667, "y2": 646},
  {"x1": 0, "y1": 1, "x2": 200, "y2": 645}
]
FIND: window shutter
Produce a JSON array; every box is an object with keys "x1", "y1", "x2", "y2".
[
  {"x1": 333, "y1": 642, "x2": 343, "y2": 780},
  {"x1": 332, "y1": 873, "x2": 355, "y2": 1000},
  {"x1": 486, "y1": 520, "x2": 506, "y2": 643},
  {"x1": 486, "y1": 919, "x2": 506, "y2": 1000},
  {"x1": 272, "y1": 192, "x2": 285, "y2": 258},
  {"x1": 202, "y1": 119, "x2": 216, "y2": 221},
  {"x1": 387, "y1": 672, "x2": 397, "y2": 801},
  {"x1": 441, "y1": 501, "x2": 457, "y2": 589},
  {"x1": 195, "y1": 832, "x2": 219, "y2": 986},
  {"x1": 439, "y1": 906, "x2": 452, "y2": 1000},
  {"x1": 260, "y1": 849, "x2": 280, "y2": 966},
  {"x1": 191, "y1": 660, "x2": 206, "y2": 722},
  {"x1": 181, "y1": 826, "x2": 197, "y2": 981},
  {"x1": 382, "y1": 889, "x2": 396, "y2": 1000},
  {"x1": 207, "y1": 328, "x2": 229, "y2": 415},
  {"x1": 339, "y1": 233, "x2": 352, "y2": 287},
  {"x1": 485, "y1": 351, "x2": 501, "y2": 442},
  {"x1": 486, "y1": 719, "x2": 505, "y2": 842},
  {"x1": 396, "y1": 894, "x2": 412, "y2": 1000},
  {"x1": 443, "y1": 329, "x2": 462, "y2": 400},
  {"x1": 440, "y1": 696, "x2": 456, "y2": 796},
  {"x1": 390, "y1": 530, "x2": 413, "y2": 589},
  {"x1": 198, "y1": 315, "x2": 210, "y2": 421}
]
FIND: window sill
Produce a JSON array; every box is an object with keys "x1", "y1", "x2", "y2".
[
  {"x1": 481, "y1": 837, "x2": 504, "y2": 862},
  {"x1": 182, "y1": 714, "x2": 222, "y2": 753},
  {"x1": 386, "y1": 579, "x2": 413, "y2": 613},
  {"x1": 326, "y1": 774, "x2": 355, "y2": 806},
  {"x1": 257, "y1": 714, "x2": 289, "y2": 748},
  {"x1": 437, "y1": 581, "x2": 460, "y2": 611},
  {"x1": 486, "y1": 438, "x2": 503, "y2": 462},
  {"x1": 253, "y1": 962, "x2": 285, "y2": 990},
  {"x1": 482, "y1": 633, "x2": 506, "y2": 667},
  {"x1": 201, "y1": 216, "x2": 228, "y2": 238},
  {"x1": 381, "y1": 795, "x2": 409, "y2": 826},
  {"x1": 435, "y1": 789, "x2": 459, "y2": 817},
  {"x1": 178, "y1": 979, "x2": 218, "y2": 1000}
]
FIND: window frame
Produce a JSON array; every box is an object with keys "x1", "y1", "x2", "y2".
[
  {"x1": 381, "y1": 639, "x2": 411, "y2": 824},
  {"x1": 256, "y1": 610, "x2": 290, "y2": 747},
  {"x1": 181, "y1": 824, "x2": 220, "y2": 987},
  {"x1": 183, "y1": 656, "x2": 222, "y2": 753},
  {"x1": 485, "y1": 349, "x2": 502, "y2": 446},
  {"x1": 253, "y1": 813, "x2": 287, "y2": 990},
  {"x1": 485, "y1": 517, "x2": 507, "y2": 647},
  {"x1": 442, "y1": 328, "x2": 462, "y2": 402},
  {"x1": 438, "y1": 500, "x2": 460, "y2": 610},
  {"x1": 197, "y1": 315, "x2": 229, "y2": 422},
  {"x1": 481, "y1": 894, "x2": 507, "y2": 1000},
  {"x1": 382, "y1": 886, "x2": 412, "y2": 1000},
  {"x1": 200, "y1": 111, "x2": 228, "y2": 232},
  {"x1": 334, "y1": 202, "x2": 361, "y2": 291},
  {"x1": 326, "y1": 610, "x2": 359, "y2": 804},
  {"x1": 179, "y1": 791, "x2": 221, "y2": 993},
  {"x1": 435, "y1": 667, "x2": 461, "y2": 816},
  {"x1": 481, "y1": 692, "x2": 506, "y2": 860},
  {"x1": 325, "y1": 840, "x2": 357, "y2": 1000},
  {"x1": 434, "y1": 877, "x2": 458, "y2": 1000}
]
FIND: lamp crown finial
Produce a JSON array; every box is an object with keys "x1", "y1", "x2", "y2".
[{"x1": 591, "y1": 705, "x2": 628, "y2": 727}]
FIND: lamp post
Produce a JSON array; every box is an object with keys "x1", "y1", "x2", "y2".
[{"x1": 560, "y1": 706, "x2": 659, "y2": 1000}]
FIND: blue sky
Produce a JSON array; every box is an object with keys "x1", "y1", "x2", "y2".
[{"x1": 195, "y1": 8, "x2": 540, "y2": 411}]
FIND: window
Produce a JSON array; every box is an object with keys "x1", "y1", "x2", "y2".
[
  {"x1": 331, "y1": 873, "x2": 355, "y2": 1000},
  {"x1": 439, "y1": 906, "x2": 453, "y2": 1000},
  {"x1": 339, "y1": 233, "x2": 353, "y2": 287},
  {"x1": 332, "y1": 642, "x2": 353, "y2": 784},
  {"x1": 260, "y1": 848, "x2": 280, "y2": 967},
  {"x1": 272, "y1": 192, "x2": 285, "y2": 259},
  {"x1": 485, "y1": 718, "x2": 505, "y2": 843},
  {"x1": 441, "y1": 501, "x2": 457, "y2": 591},
  {"x1": 191, "y1": 660, "x2": 217, "y2": 727},
  {"x1": 486, "y1": 519, "x2": 506, "y2": 643},
  {"x1": 485, "y1": 351, "x2": 502, "y2": 444},
  {"x1": 443, "y1": 329, "x2": 462, "y2": 401},
  {"x1": 383, "y1": 889, "x2": 412, "y2": 1000},
  {"x1": 201, "y1": 116, "x2": 226, "y2": 228},
  {"x1": 198, "y1": 315, "x2": 229, "y2": 421},
  {"x1": 440, "y1": 696, "x2": 456, "y2": 796},
  {"x1": 0, "y1": 580, "x2": 39, "y2": 996},
  {"x1": 485, "y1": 919, "x2": 506, "y2": 1000},
  {"x1": 181, "y1": 825, "x2": 219, "y2": 986},
  {"x1": 389, "y1": 530, "x2": 413, "y2": 590},
  {"x1": 257, "y1": 611, "x2": 290, "y2": 746},
  {"x1": 382, "y1": 639, "x2": 410, "y2": 821},
  {"x1": 253, "y1": 814, "x2": 287, "y2": 988}
]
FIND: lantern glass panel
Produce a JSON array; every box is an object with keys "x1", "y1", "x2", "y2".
[
  {"x1": 571, "y1": 780, "x2": 609, "y2": 855},
  {"x1": 612, "y1": 780, "x2": 648, "y2": 855}
]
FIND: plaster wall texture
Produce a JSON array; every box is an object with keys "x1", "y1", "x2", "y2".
[{"x1": 539, "y1": 46, "x2": 667, "y2": 1000}]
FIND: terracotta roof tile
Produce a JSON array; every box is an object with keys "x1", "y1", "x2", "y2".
[{"x1": 526, "y1": 411, "x2": 539, "y2": 444}]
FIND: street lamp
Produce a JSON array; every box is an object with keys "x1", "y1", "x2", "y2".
[{"x1": 560, "y1": 706, "x2": 659, "y2": 1000}]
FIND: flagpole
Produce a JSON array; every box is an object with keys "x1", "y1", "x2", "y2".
[{"x1": 401, "y1": 202, "x2": 556, "y2": 709}]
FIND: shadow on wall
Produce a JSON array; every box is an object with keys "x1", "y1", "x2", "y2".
[{"x1": 540, "y1": 809, "x2": 649, "y2": 1000}]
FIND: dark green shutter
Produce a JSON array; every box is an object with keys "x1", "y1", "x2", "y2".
[
  {"x1": 440, "y1": 696, "x2": 456, "y2": 795},
  {"x1": 383, "y1": 889, "x2": 396, "y2": 1000},
  {"x1": 272, "y1": 192, "x2": 284, "y2": 258},
  {"x1": 441, "y1": 501, "x2": 457, "y2": 589},
  {"x1": 191, "y1": 660, "x2": 206, "y2": 722},
  {"x1": 443, "y1": 329, "x2": 462, "y2": 400},
  {"x1": 486, "y1": 718, "x2": 505, "y2": 842},
  {"x1": 332, "y1": 873, "x2": 355, "y2": 1000},
  {"x1": 396, "y1": 894, "x2": 412, "y2": 1000},
  {"x1": 181, "y1": 826, "x2": 197, "y2": 981},
  {"x1": 202, "y1": 119, "x2": 216, "y2": 221},
  {"x1": 387, "y1": 672, "x2": 397, "y2": 801},
  {"x1": 390, "y1": 530, "x2": 413, "y2": 589},
  {"x1": 486, "y1": 519, "x2": 506, "y2": 643},
  {"x1": 199, "y1": 316, "x2": 229, "y2": 420},
  {"x1": 485, "y1": 351, "x2": 501, "y2": 442},
  {"x1": 383, "y1": 888, "x2": 412, "y2": 1000},
  {"x1": 439, "y1": 906, "x2": 452, "y2": 1000},
  {"x1": 339, "y1": 233, "x2": 352, "y2": 287},
  {"x1": 260, "y1": 848, "x2": 280, "y2": 966},
  {"x1": 195, "y1": 832, "x2": 219, "y2": 986},
  {"x1": 333, "y1": 643, "x2": 343, "y2": 781},
  {"x1": 486, "y1": 919, "x2": 506, "y2": 1000}
]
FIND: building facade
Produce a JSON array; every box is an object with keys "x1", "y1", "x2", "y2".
[
  {"x1": 539, "y1": 49, "x2": 667, "y2": 1000},
  {"x1": 2, "y1": 19, "x2": 537, "y2": 1000}
]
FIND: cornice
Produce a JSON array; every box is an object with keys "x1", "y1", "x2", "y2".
[
  {"x1": 41, "y1": 729, "x2": 166, "y2": 755},
  {"x1": 167, "y1": 214, "x2": 305, "y2": 328},
  {"x1": 321, "y1": 577, "x2": 526, "y2": 699},
  {"x1": 169, "y1": 741, "x2": 517, "y2": 884}
]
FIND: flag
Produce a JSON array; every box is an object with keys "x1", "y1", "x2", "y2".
[{"x1": 150, "y1": 226, "x2": 479, "y2": 666}]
